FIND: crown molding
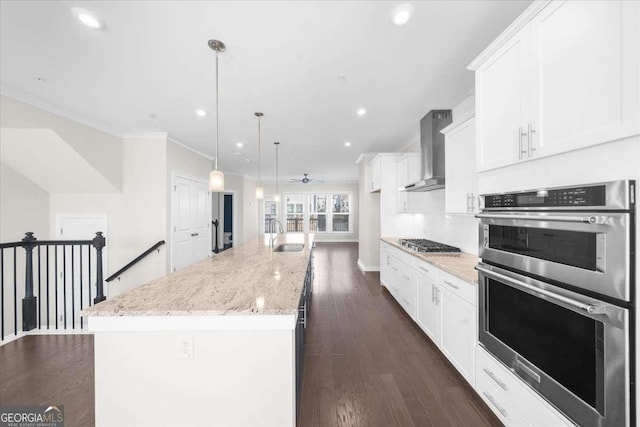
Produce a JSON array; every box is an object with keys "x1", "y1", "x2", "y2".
[
  {"x1": 167, "y1": 136, "x2": 214, "y2": 161},
  {"x1": 441, "y1": 110, "x2": 475, "y2": 135},
  {"x1": 467, "y1": 0, "x2": 551, "y2": 71}
]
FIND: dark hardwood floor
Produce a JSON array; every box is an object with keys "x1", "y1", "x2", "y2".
[
  {"x1": 0, "y1": 334, "x2": 94, "y2": 427},
  {"x1": 298, "y1": 242, "x2": 500, "y2": 427},
  {"x1": 0, "y1": 242, "x2": 498, "y2": 427}
]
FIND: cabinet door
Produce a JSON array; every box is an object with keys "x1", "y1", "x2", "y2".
[
  {"x1": 406, "y1": 155, "x2": 421, "y2": 185},
  {"x1": 370, "y1": 156, "x2": 381, "y2": 192},
  {"x1": 530, "y1": 0, "x2": 640, "y2": 158},
  {"x1": 476, "y1": 26, "x2": 530, "y2": 171},
  {"x1": 396, "y1": 191, "x2": 408, "y2": 213},
  {"x1": 440, "y1": 289, "x2": 476, "y2": 385},
  {"x1": 416, "y1": 274, "x2": 441, "y2": 345},
  {"x1": 445, "y1": 116, "x2": 477, "y2": 214},
  {"x1": 396, "y1": 158, "x2": 408, "y2": 188},
  {"x1": 380, "y1": 243, "x2": 392, "y2": 286}
]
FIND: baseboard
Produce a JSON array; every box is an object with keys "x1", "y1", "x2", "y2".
[
  {"x1": 357, "y1": 259, "x2": 380, "y2": 273},
  {"x1": 0, "y1": 328, "x2": 91, "y2": 346}
]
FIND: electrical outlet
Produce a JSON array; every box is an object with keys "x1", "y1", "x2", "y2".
[{"x1": 178, "y1": 335, "x2": 194, "y2": 360}]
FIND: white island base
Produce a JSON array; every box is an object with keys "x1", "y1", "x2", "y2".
[{"x1": 90, "y1": 315, "x2": 297, "y2": 427}]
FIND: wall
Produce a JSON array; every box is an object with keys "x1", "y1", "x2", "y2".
[
  {"x1": 0, "y1": 95, "x2": 123, "y2": 190},
  {"x1": 356, "y1": 155, "x2": 380, "y2": 270},
  {"x1": 262, "y1": 182, "x2": 359, "y2": 242},
  {"x1": 50, "y1": 137, "x2": 168, "y2": 298}
]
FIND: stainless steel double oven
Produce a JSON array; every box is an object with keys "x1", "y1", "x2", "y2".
[{"x1": 476, "y1": 180, "x2": 635, "y2": 427}]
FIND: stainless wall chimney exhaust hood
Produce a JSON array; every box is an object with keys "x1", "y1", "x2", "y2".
[{"x1": 405, "y1": 109, "x2": 452, "y2": 192}]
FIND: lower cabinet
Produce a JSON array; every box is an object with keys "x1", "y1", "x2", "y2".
[
  {"x1": 296, "y1": 253, "x2": 314, "y2": 417},
  {"x1": 476, "y1": 346, "x2": 573, "y2": 427},
  {"x1": 381, "y1": 241, "x2": 476, "y2": 386}
]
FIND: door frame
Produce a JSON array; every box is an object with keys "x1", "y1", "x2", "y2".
[{"x1": 170, "y1": 171, "x2": 211, "y2": 272}]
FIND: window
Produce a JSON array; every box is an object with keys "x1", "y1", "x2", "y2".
[
  {"x1": 264, "y1": 200, "x2": 278, "y2": 234},
  {"x1": 331, "y1": 193, "x2": 350, "y2": 232},
  {"x1": 285, "y1": 195, "x2": 305, "y2": 232},
  {"x1": 309, "y1": 194, "x2": 327, "y2": 232}
]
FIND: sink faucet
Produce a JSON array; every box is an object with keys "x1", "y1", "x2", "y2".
[{"x1": 269, "y1": 219, "x2": 285, "y2": 248}]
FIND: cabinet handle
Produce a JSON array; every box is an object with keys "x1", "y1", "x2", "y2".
[
  {"x1": 518, "y1": 126, "x2": 528, "y2": 160},
  {"x1": 392, "y1": 267, "x2": 398, "y2": 272},
  {"x1": 528, "y1": 123, "x2": 536, "y2": 157},
  {"x1": 190, "y1": 233, "x2": 199, "y2": 237},
  {"x1": 482, "y1": 392, "x2": 508, "y2": 418},
  {"x1": 431, "y1": 284, "x2": 435, "y2": 303},
  {"x1": 483, "y1": 368, "x2": 508, "y2": 391},
  {"x1": 443, "y1": 280, "x2": 459, "y2": 290},
  {"x1": 418, "y1": 266, "x2": 430, "y2": 274},
  {"x1": 402, "y1": 274, "x2": 410, "y2": 281},
  {"x1": 436, "y1": 287, "x2": 440, "y2": 305},
  {"x1": 466, "y1": 193, "x2": 470, "y2": 213}
]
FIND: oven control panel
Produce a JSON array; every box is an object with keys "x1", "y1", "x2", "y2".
[{"x1": 484, "y1": 185, "x2": 606, "y2": 208}]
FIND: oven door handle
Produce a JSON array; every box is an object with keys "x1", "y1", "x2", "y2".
[
  {"x1": 474, "y1": 213, "x2": 606, "y2": 224},
  {"x1": 476, "y1": 265, "x2": 605, "y2": 315}
]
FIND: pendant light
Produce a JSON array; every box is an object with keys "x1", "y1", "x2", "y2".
[
  {"x1": 208, "y1": 39, "x2": 225, "y2": 192},
  {"x1": 274, "y1": 142, "x2": 281, "y2": 203},
  {"x1": 255, "y1": 112, "x2": 264, "y2": 199}
]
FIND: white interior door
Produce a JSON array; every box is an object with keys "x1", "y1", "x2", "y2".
[
  {"x1": 55, "y1": 213, "x2": 107, "y2": 329},
  {"x1": 171, "y1": 175, "x2": 211, "y2": 272}
]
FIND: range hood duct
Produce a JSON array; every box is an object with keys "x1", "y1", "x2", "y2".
[{"x1": 405, "y1": 109, "x2": 452, "y2": 192}]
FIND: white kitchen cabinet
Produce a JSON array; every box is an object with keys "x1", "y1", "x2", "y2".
[
  {"x1": 369, "y1": 155, "x2": 381, "y2": 192},
  {"x1": 474, "y1": 26, "x2": 530, "y2": 171},
  {"x1": 470, "y1": 0, "x2": 640, "y2": 172},
  {"x1": 440, "y1": 287, "x2": 476, "y2": 385},
  {"x1": 529, "y1": 0, "x2": 640, "y2": 159},
  {"x1": 416, "y1": 270, "x2": 441, "y2": 344},
  {"x1": 476, "y1": 346, "x2": 574, "y2": 426},
  {"x1": 443, "y1": 113, "x2": 478, "y2": 214},
  {"x1": 396, "y1": 155, "x2": 426, "y2": 213}
]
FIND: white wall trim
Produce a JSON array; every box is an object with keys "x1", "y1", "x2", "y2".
[
  {"x1": 467, "y1": 0, "x2": 552, "y2": 70},
  {"x1": 441, "y1": 110, "x2": 476, "y2": 135},
  {"x1": 122, "y1": 132, "x2": 168, "y2": 140},
  {"x1": 396, "y1": 134, "x2": 420, "y2": 153},
  {"x1": 357, "y1": 259, "x2": 380, "y2": 272}
]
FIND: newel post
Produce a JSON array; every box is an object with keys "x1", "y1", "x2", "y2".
[
  {"x1": 93, "y1": 231, "x2": 106, "y2": 304},
  {"x1": 22, "y1": 232, "x2": 38, "y2": 331}
]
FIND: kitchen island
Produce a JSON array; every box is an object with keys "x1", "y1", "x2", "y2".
[{"x1": 84, "y1": 232, "x2": 314, "y2": 427}]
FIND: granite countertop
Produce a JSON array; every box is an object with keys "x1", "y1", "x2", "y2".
[
  {"x1": 83, "y1": 233, "x2": 314, "y2": 317},
  {"x1": 381, "y1": 237, "x2": 479, "y2": 285}
]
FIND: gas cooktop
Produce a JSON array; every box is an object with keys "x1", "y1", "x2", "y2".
[{"x1": 398, "y1": 238, "x2": 461, "y2": 254}]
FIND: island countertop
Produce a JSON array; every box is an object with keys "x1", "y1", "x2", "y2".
[{"x1": 83, "y1": 233, "x2": 314, "y2": 317}]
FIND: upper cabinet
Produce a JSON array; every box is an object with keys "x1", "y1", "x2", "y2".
[
  {"x1": 470, "y1": 0, "x2": 640, "y2": 172},
  {"x1": 369, "y1": 155, "x2": 382, "y2": 192},
  {"x1": 443, "y1": 112, "x2": 478, "y2": 214},
  {"x1": 396, "y1": 154, "x2": 428, "y2": 213}
]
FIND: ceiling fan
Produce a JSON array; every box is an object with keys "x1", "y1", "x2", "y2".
[{"x1": 290, "y1": 173, "x2": 324, "y2": 184}]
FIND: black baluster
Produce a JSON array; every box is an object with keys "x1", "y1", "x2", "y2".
[
  {"x1": 46, "y1": 245, "x2": 50, "y2": 330},
  {"x1": 71, "y1": 245, "x2": 75, "y2": 329},
  {"x1": 54, "y1": 246, "x2": 58, "y2": 329},
  {"x1": 88, "y1": 246, "x2": 92, "y2": 305},
  {"x1": 13, "y1": 247, "x2": 17, "y2": 336},
  {"x1": 22, "y1": 232, "x2": 37, "y2": 331},
  {"x1": 1, "y1": 249, "x2": 4, "y2": 341},
  {"x1": 37, "y1": 245, "x2": 41, "y2": 329},
  {"x1": 93, "y1": 232, "x2": 106, "y2": 304},
  {"x1": 63, "y1": 245, "x2": 66, "y2": 329},
  {"x1": 80, "y1": 246, "x2": 83, "y2": 329}
]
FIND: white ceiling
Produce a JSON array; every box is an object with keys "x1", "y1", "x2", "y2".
[{"x1": 0, "y1": 0, "x2": 530, "y2": 182}]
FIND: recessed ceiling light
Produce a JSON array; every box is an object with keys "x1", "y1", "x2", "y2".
[
  {"x1": 344, "y1": 142, "x2": 352, "y2": 147},
  {"x1": 195, "y1": 109, "x2": 207, "y2": 117},
  {"x1": 245, "y1": 158, "x2": 251, "y2": 162},
  {"x1": 391, "y1": 3, "x2": 415, "y2": 26},
  {"x1": 71, "y1": 7, "x2": 104, "y2": 29},
  {"x1": 356, "y1": 107, "x2": 367, "y2": 116},
  {"x1": 33, "y1": 75, "x2": 46, "y2": 83},
  {"x1": 236, "y1": 142, "x2": 243, "y2": 148}
]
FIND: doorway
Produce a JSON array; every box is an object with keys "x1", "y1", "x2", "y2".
[
  {"x1": 171, "y1": 174, "x2": 211, "y2": 272},
  {"x1": 223, "y1": 194, "x2": 233, "y2": 250}
]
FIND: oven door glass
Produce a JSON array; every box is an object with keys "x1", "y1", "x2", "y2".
[
  {"x1": 486, "y1": 278, "x2": 604, "y2": 412},
  {"x1": 488, "y1": 225, "x2": 597, "y2": 270}
]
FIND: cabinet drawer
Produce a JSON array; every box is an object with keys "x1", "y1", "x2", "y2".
[
  {"x1": 386, "y1": 244, "x2": 417, "y2": 268},
  {"x1": 438, "y1": 270, "x2": 476, "y2": 306},
  {"x1": 476, "y1": 347, "x2": 573, "y2": 427},
  {"x1": 414, "y1": 260, "x2": 437, "y2": 281},
  {"x1": 477, "y1": 365, "x2": 532, "y2": 427}
]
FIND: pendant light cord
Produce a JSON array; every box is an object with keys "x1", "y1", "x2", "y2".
[
  {"x1": 258, "y1": 117, "x2": 261, "y2": 184},
  {"x1": 215, "y1": 51, "x2": 219, "y2": 171}
]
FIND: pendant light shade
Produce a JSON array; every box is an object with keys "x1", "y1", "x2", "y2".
[
  {"x1": 274, "y1": 194, "x2": 281, "y2": 203},
  {"x1": 255, "y1": 112, "x2": 264, "y2": 199},
  {"x1": 209, "y1": 170, "x2": 224, "y2": 192},
  {"x1": 208, "y1": 39, "x2": 226, "y2": 192}
]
